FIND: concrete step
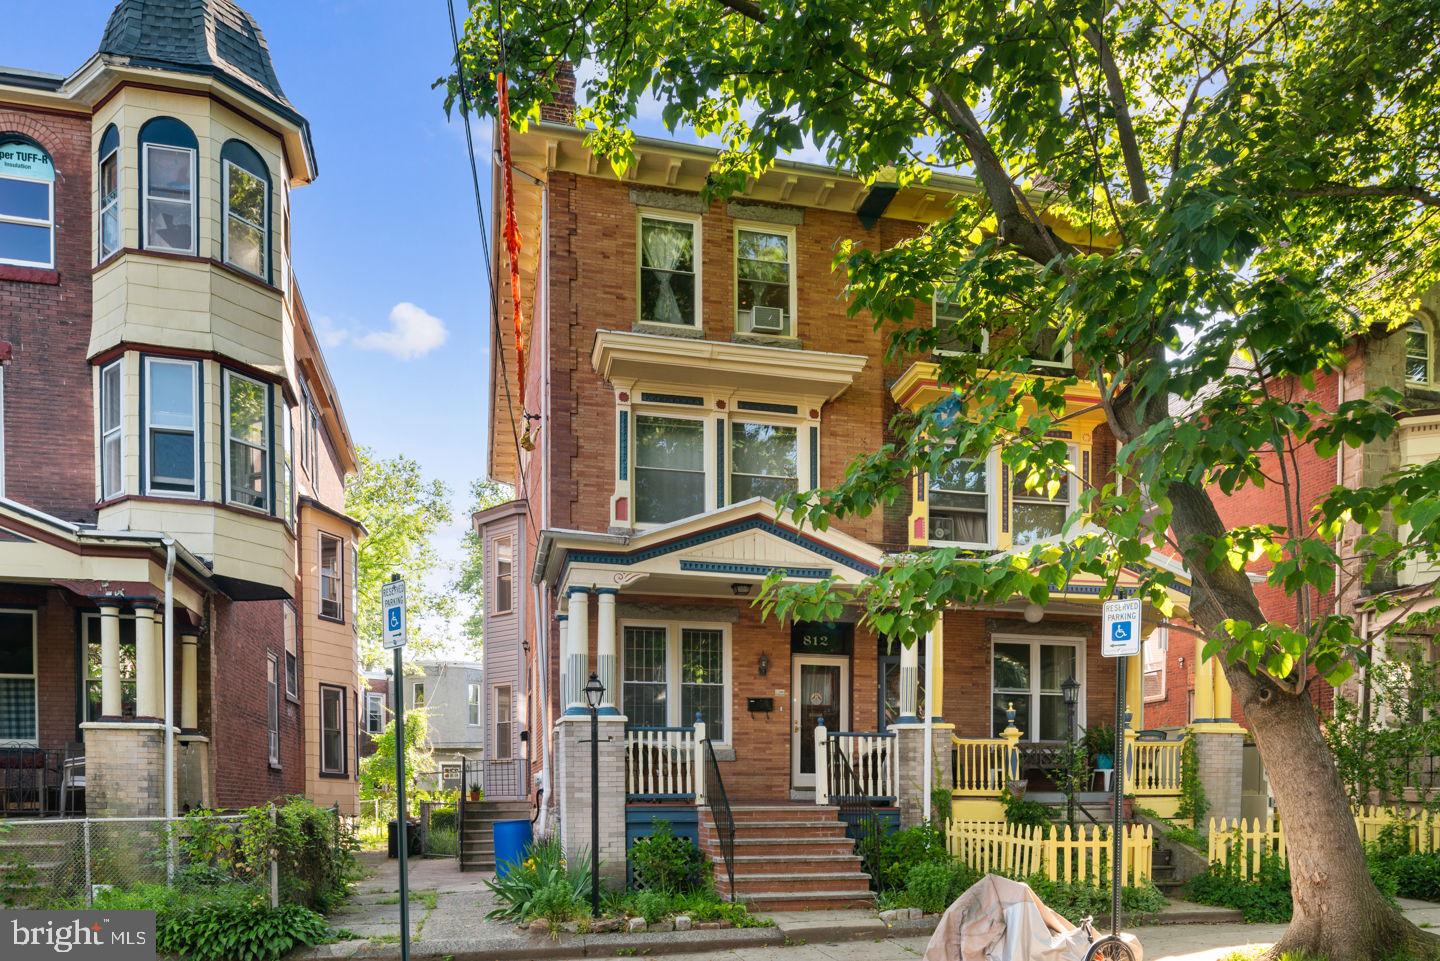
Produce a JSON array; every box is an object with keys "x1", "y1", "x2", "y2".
[
  {"x1": 725, "y1": 853, "x2": 865, "y2": 874},
  {"x1": 701, "y1": 821, "x2": 850, "y2": 840},
  {"x1": 720, "y1": 872, "x2": 873, "y2": 895},
  {"x1": 710, "y1": 805, "x2": 840, "y2": 822},
  {"x1": 708, "y1": 837, "x2": 858, "y2": 857},
  {"x1": 736, "y1": 890, "x2": 875, "y2": 911}
]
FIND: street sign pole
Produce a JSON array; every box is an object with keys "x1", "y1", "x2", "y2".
[
  {"x1": 382, "y1": 575, "x2": 409, "y2": 961},
  {"x1": 1100, "y1": 597, "x2": 1141, "y2": 946}
]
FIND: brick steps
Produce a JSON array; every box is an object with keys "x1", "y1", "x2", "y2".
[{"x1": 698, "y1": 803, "x2": 874, "y2": 911}]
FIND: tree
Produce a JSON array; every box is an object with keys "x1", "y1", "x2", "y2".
[
  {"x1": 455, "y1": 1, "x2": 1440, "y2": 956},
  {"x1": 452, "y1": 478, "x2": 515, "y2": 649},
  {"x1": 345, "y1": 447, "x2": 454, "y2": 667},
  {"x1": 360, "y1": 708, "x2": 434, "y2": 816}
]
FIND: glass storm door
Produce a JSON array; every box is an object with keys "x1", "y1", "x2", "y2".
[{"x1": 791, "y1": 656, "x2": 849, "y2": 788}]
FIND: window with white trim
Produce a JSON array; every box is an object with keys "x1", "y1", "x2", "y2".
[
  {"x1": 494, "y1": 685, "x2": 513, "y2": 759},
  {"x1": 266, "y1": 652, "x2": 280, "y2": 766},
  {"x1": 0, "y1": 138, "x2": 55, "y2": 269},
  {"x1": 729, "y1": 421, "x2": 797, "y2": 502},
  {"x1": 283, "y1": 603, "x2": 298, "y2": 699},
  {"x1": 492, "y1": 536, "x2": 514, "y2": 615},
  {"x1": 1143, "y1": 626, "x2": 1168, "y2": 702},
  {"x1": 468, "y1": 682, "x2": 481, "y2": 726},
  {"x1": 933, "y1": 289, "x2": 986, "y2": 355},
  {"x1": 412, "y1": 681, "x2": 426, "y2": 708},
  {"x1": 221, "y1": 142, "x2": 268, "y2": 278},
  {"x1": 621, "y1": 623, "x2": 730, "y2": 741},
  {"x1": 928, "y1": 455, "x2": 992, "y2": 546},
  {"x1": 1025, "y1": 324, "x2": 1072, "y2": 370},
  {"x1": 144, "y1": 357, "x2": 199, "y2": 497},
  {"x1": 100, "y1": 360, "x2": 123, "y2": 500},
  {"x1": 634, "y1": 414, "x2": 706, "y2": 523},
  {"x1": 639, "y1": 213, "x2": 698, "y2": 326},
  {"x1": 279, "y1": 405, "x2": 294, "y2": 525},
  {"x1": 224, "y1": 370, "x2": 269, "y2": 510},
  {"x1": 992, "y1": 636, "x2": 1081, "y2": 740},
  {"x1": 1406, "y1": 320, "x2": 1432, "y2": 384},
  {"x1": 0, "y1": 610, "x2": 38, "y2": 742},
  {"x1": 318, "y1": 533, "x2": 343, "y2": 621},
  {"x1": 320, "y1": 684, "x2": 346, "y2": 775},
  {"x1": 735, "y1": 226, "x2": 794, "y2": 335},
  {"x1": 142, "y1": 142, "x2": 196, "y2": 255},
  {"x1": 98, "y1": 127, "x2": 121, "y2": 261},
  {"x1": 1010, "y1": 450, "x2": 1078, "y2": 546},
  {"x1": 365, "y1": 690, "x2": 386, "y2": 734}
]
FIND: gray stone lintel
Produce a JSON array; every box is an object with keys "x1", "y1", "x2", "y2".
[
  {"x1": 630, "y1": 187, "x2": 707, "y2": 214},
  {"x1": 727, "y1": 200, "x2": 805, "y2": 225}
]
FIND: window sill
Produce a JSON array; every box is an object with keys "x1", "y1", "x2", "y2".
[
  {"x1": 731, "y1": 331, "x2": 801, "y2": 350},
  {"x1": 318, "y1": 613, "x2": 345, "y2": 624},
  {"x1": 318, "y1": 770, "x2": 349, "y2": 779},
  {"x1": 0, "y1": 264, "x2": 59, "y2": 285},
  {"x1": 634, "y1": 320, "x2": 704, "y2": 339},
  {"x1": 269, "y1": 762, "x2": 282, "y2": 771}
]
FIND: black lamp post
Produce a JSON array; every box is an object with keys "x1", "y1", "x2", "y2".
[
  {"x1": 583, "y1": 672, "x2": 604, "y2": 919},
  {"x1": 1062, "y1": 675, "x2": 1080, "y2": 828}
]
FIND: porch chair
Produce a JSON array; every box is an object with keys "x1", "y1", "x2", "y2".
[{"x1": 60, "y1": 742, "x2": 85, "y2": 817}]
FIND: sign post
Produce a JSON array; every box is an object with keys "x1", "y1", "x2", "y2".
[
  {"x1": 1094, "y1": 598, "x2": 1142, "y2": 961},
  {"x1": 381, "y1": 576, "x2": 409, "y2": 961}
]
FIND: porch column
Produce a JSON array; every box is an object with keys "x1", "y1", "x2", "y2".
[
  {"x1": 133, "y1": 603, "x2": 160, "y2": 719},
  {"x1": 1126, "y1": 651, "x2": 1144, "y2": 730},
  {"x1": 99, "y1": 602, "x2": 123, "y2": 718},
  {"x1": 897, "y1": 636, "x2": 920, "y2": 724},
  {"x1": 595, "y1": 588, "x2": 619, "y2": 715},
  {"x1": 564, "y1": 587, "x2": 591, "y2": 715},
  {"x1": 925, "y1": 612, "x2": 945, "y2": 720},
  {"x1": 1210, "y1": 654, "x2": 1234, "y2": 721},
  {"x1": 1192, "y1": 643, "x2": 1217, "y2": 723},
  {"x1": 180, "y1": 633, "x2": 199, "y2": 732}
]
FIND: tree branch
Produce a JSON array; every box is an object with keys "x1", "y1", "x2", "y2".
[
  {"x1": 713, "y1": 0, "x2": 766, "y2": 22},
  {"x1": 1288, "y1": 181, "x2": 1440, "y2": 208},
  {"x1": 1082, "y1": 24, "x2": 1151, "y2": 205}
]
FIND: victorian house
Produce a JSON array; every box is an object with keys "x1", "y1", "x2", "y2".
[{"x1": 0, "y1": 0, "x2": 364, "y2": 817}]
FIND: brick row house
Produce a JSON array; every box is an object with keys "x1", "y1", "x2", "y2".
[
  {"x1": 0, "y1": 0, "x2": 364, "y2": 818},
  {"x1": 475, "y1": 86, "x2": 1243, "y2": 902}
]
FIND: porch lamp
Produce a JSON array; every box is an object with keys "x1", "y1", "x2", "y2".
[
  {"x1": 1062, "y1": 675, "x2": 1080, "y2": 828},
  {"x1": 583, "y1": 673, "x2": 604, "y2": 918}
]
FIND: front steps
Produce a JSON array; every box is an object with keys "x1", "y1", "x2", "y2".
[
  {"x1": 698, "y1": 804, "x2": 874, "y2": 911},
  {"x1": 459, "y1": 798, "x2": 531, "y2": 872}
]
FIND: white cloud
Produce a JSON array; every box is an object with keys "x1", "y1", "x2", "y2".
[
  {"x1": 313, "y1": 314, "x2": 349, "y2": 349},
  {"x1": 354, "y1": 303, "x2": 449, "y2": 360}
]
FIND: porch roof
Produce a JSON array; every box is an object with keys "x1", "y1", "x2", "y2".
[{"x1": 534, "y1": 499, "x2": 884, "y2": 597}]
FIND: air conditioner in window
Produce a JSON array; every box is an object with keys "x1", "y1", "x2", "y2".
[
  {"x1": 749, "y1": 305, "x2": 786, "y2": 333},
  {"x1": 928, "y1": 515, "x2": 956, "y2": 542}
]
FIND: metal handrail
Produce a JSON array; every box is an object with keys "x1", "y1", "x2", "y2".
[
  {"x1": 827, "y1": 743, "x2": 884, "y2": 887},
  {"x1": 702, "y1": 737, "x2": 735, "y2": 899}
]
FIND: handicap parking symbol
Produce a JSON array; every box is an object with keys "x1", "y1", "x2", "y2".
[
  {"x1": 1111, "y1": 621, "x2": 1131, "y2": 642},
  {"x1": 388, "y1": 607, "x2": 402, "y2": 631}
]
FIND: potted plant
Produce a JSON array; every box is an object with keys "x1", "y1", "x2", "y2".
[
  {"x1": 468, "y1": 785, "x2": 483, "y2": 803},
  {"x1": 1083, "y1": 723, "x2": 1116, "y2": 771}
]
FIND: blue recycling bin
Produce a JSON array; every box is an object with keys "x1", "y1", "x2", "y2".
[{"x1": 493, "y1": 818, "x2": 533, "y2": 878}]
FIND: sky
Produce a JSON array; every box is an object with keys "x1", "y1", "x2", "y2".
[{"x1": 1, "y1": 0, "x2": 500, "y2": 650}]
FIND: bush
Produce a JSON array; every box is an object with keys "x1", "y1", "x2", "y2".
[
  {"x1": 485, "y1": 835, "x2": 592, "y2": 921},
  {"x1": 1025, "y1": 875, "x2": 1166, "y2": 919},
  {"x1": 860, "y1": 824, "x2": 949, "y2": 892},
  {"x1": 529, "y1": 880, "x2": 584, "y2": 925},
  {"x1": 1186, "y1": 852, "x2": 1293, "y2": 923},
  {"x1": 616, "y1": 887, "x2": 771, "y2": 928},
  {"x1": 903, "y1": 860, "x2": 979, "y2": 914},
  {"x1": 626, "y1": 889, "x2": 671, "y2": 923},
  {"x1": 429, "y1": 808, "x2": 458, "y2": 833},
  {"x1": 629, "y1": 821, "x2": 706, "y2": 893},
  {"x1": 1390, "y1": 852, "x2": 1440, "y2": 901},
  {"x1": 427, "y1": 826, "x2": 459, "y2": 857},
  {"x1": 1001, "y1": 790, "x2": 1052, "y2": 830}
]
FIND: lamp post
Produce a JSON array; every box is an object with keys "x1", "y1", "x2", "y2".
[
  {"x1": 1062, "y1": 675, "x2": 1080, "y2": 829},
  {"x1": 583, "y1": 672, "x2": 604, "y2": 918}
]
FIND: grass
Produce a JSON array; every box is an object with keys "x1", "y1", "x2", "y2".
[{"x1": 426, "y1": 826, "x2": 459, "y2": 857}]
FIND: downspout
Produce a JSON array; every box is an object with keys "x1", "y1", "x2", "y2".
[
  {"x1": 533, "y1": 584, "x2": 550, "y2": 836},
  {"x1": 163, "y1": 538, "x2": 176, "y2": 878},
  {"x1": 922, "y1": 627, "x2": 934, "y2": 824}
]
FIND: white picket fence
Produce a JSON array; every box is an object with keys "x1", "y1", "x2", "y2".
[
  {"x1": 825, "y1": 731, "x2": 898, "y2": 801},
  {"x1": 624, "y1": 723, "x2": 704, "y2": 801}
]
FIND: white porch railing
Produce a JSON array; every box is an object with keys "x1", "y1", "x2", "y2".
[
  {"x1": 625, "y1": 722, "x2": 705, "y2": 802},
  {"x1": 815, "y1": 724, "x2": 897, "y2": 803}
]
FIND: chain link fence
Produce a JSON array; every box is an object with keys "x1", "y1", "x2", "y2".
[{"x1": 0, "y1": 814, "x2": 277, "y2": 908}]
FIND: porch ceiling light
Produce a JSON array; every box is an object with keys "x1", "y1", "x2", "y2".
[
  {"x1": 731, "y1": 583, "x2": 752, "y2": 597},
  {"x1": 1062, "y1": 675, "x2": 1080, "y2": 707},
  {"x1": 584, "y1": 673, "x2": 605, "y2": 710},
  {"x1": 1023, "y1": 602, "x2": 1044, "y2": 623}
]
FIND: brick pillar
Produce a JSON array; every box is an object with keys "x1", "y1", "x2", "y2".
[
  {"x1": 80, "y1": 722, "x2": 172, "y2": 817},
  {"x1": 554, "y1": 713, "x2": 627, "y2": 884},
  {"x1": 1191, "y1": 725, "x2": 1246, "y2": 823},
  {"x1": 894, "y1": 722, "x2": 956, "y2": 828}
]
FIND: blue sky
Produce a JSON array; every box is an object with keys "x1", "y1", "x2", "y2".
[{"x1": 2, "y1": 0, "x2": 497, "y2": 646}]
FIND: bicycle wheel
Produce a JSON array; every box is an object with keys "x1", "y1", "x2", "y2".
[{"x1": 1085, "y1": 935, "x2": 1137, "y2": 961}]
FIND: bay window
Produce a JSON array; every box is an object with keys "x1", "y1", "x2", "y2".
[
  {"x1": 100, "y1": 360, "x2": 123, "y2": 500},
  {"x1": 729, "y1": 422, "x2": 797, "y2": 502},
  {"x1": 318, "y1": 532, "x2": 343, "y2": 621},
  {"x1": 0, "y1": 138, "x2": 54, "y2": 269},
  {"x1": 283, "y1": 603, "x2": 297, "y2": 698},
  {"x1": 0, "y1": 610, "x2": 37, "y2": 742},
  {"x1": 736, "y1": 227, "x2": 794, "y2": 335},
  {"x1": 139, "y1": 116, "x2": 198, "y2": 255},
  {"x1": 99, "y1": 126, "x2": 121, "y2": 261},
  {"x1": 279, "y1": 405, "x2": 294, "y2": 524},
  {"x1": 144, "y1": 357, "x2": 199, "y2": 497},
  {"x1": 992, "y1": 637, "x2": 1081, "y2": 740},
  {"x1": 224, "y1": 370, "x2": 269, "y2": 510},
  {"x1": 639, "y1": 214, "x2": 698, "y2": 326},
  {"x1": 621, "y1": 623, "x2": 730, "y2": 741},
  {"x1": 928, "y1": 456, "x2": 991, "y2": 546},
  {"x1": 221, "y1": 141, "x2": 269, "y2": 280},
  {"x1": 320, "y1": 684, "x2": 346, "y2": 775},
  {"x1": 635, "y1": 414, "x2": 705, "y2": 524}
]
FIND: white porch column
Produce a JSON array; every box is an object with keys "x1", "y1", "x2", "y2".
[
  {"x1": 180, "y1": 633, "x2": 199, "y2": 731},
  {"x1": 595, "y1": 588, "x2": 619, "y2": 714},
  {"x1": 564, "y1": 587, "x2": 591, "y2": 715},
  {"x1": 897, "y1": 637, "x2": 920, "y2": 724},
  {"x1": 99, "y1": 603, "x2": 122, "y2": 718},
  {"x1": 134, "y1": 603, "x2": 160, "y2": 719}
]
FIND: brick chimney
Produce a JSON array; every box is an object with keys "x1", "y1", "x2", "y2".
[{"x1": 539, "y1": 61, "x2": 576, "y2": 124}]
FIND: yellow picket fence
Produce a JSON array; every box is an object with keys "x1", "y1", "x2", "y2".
[
  {"x1": 947, "y1": 820, "x2": 1153, "y2": 887},
  {"x1": 1208, "y1": 806, "x2": 1440, "y2": 880}
]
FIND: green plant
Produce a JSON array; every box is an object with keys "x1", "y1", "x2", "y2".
[
  {"x1": 859, "y1": 824, "x2": 949, "y2": 892},
  {"x1": 1001, "y1": 789, "x2": 1052, "y2": 830},
  {"x1": 1187, "y1": 851, "x2": 1294, "y2": 923},
  {"x1": 0, "y1": 827, "x2": 38, "y2": 907},
  {"x1": 360, "y1": 709, "x2": 434, "y2": 805},
  {"x1": 1024, "y1": 875, "x2": 1167, "y2": 919},
  {"x1": 1164, "y1": 823, "x2": 1205, "y2": 852},
  {"x1": 429, "y1": 808, "x2": 458, "y2": 833},
  {"x1": 485, "y1": 836, "x2": 591, "y2": 921},
  {"x1": 1176, "y1": 736, "x2": 1208, "y2": 828},
  {"x1": 903, "y1": 859, "x2": 980, "y2": 914},
  {"x1": 629, "y1": 821, "x2": 706, "y2": 893},
  {"x1": 529, "y1": 880, "x2": 583, "y2": 927},
  {"x1": 1082, "y1": 724, "x2": 1117, "y2": 765},
  {"x1": 626, "y1": 889, "x2": 671, "y2": 923},
  {"x1": 427, "y1": 826, "x2": 459, "y2": 857},
  {"x1": 931, "y1": 786, "x2": 954, "y2": 826}
]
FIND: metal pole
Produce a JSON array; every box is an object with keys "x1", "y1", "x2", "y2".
[
  {"x1": 589, "y1": 702, "x2": 600, "y2": 918},
  {"x1": 82, "y1": 818, "x2": 92, "y2": 906},
  {"x1": 395, "y1": 642, "x2": 411, "y2": 961},
  {"x1": 1067, "y1": 700, "x2": 1077, "y2": 830},
  {"x1": 162, "y1": 539, "x2": 176, "y2": 882},
  {"x1": 1112, "y1": 656, "x2": 1126, "y2": 936}
]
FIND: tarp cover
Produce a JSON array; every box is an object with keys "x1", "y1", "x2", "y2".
[{"x1": 922, "y1": 874, "x2": 1143, "y2": 961}]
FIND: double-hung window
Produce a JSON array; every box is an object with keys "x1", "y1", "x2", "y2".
[
  {"x1": 1025, "y1": 324, "x2": 1072, "y2": 370},
  {"x1": 266, "y1": 653, "x2": 280, "y2": 766},
  {"x1": 634, "y1": 415, "x2": 705, "y2": 524},
  {"x1": 494, "y1": 685, "x2": 513, "y2": 759},
  {"x1": 729, "y1": 422, "x2": 797, "y2": 502},
  {"x1": 224, "y1": 370, "x2": 269, "y2": 510},
  {"x1": 468, "y1": 682, "x2": 481, "y2": 726},
  {"x1": 221, "y1": 143, "x2": 268, "y2": 279},
  {"x1": 1407, "y1": 320, "x2": 1432, "y2": 384},
  {"x1": 100, "y1": 360, "x2": 124, "y2": 500},
  {"x1": 282, "y1": 604, "x2": 298, "y2": 699},
  {"x1": 492, "y1": 536, "x2": 514, "y2": 614},
  {"x1": 992, "y1": 637, "x2": 1080, "y2": 740},
  {"x1": 933, "y1": 289, "x2": 986, "y2": 355},
  {"x1": 99, "y1": 127, "x2": 121, "y2": 261},
  {"x1": 621, "y1": 623, "x2": 729, "y2": 741},
  {"x1": 0, "y1": 610, "x2": 38, "y2": 742},
  {"x1": 319, "y1": 684, "x2": 346, "y2": 775},
  {"x1": 144, "y1": 357, "x2": 199, "y2": 497},
  {"x1": 639, "y1": 214, "x2": 698, "y2": 326},
  {"x1": 736, "y1": 227, "x2": 794, "y2": 335},
  {"x1": 278, "y1": 406, "x2": 294, "y2": 525},
  {"x1": 1143, "y1": 626, "x2": 1168, "y2": 702},
  {"x1": 1011, "y1": 455, "x2": 1075, "y2": 546},
  {"x1": 412, "y1": 682, "x2": 426, "y2": 708},
  {"x1": 365, "y1": 691, "x2": 385, "y2": 734},
  {"x1": 318, "y1": 533, "x2": 343, "y2": 621},
  {"x1": 928, "y1": 455, "x2": 992, "y2": 546},
  {"x1": 0, "y1": 139, "x2": 55, "y2": 269},
  {"x1": 143, "y1": 142, "x2": 196, "y2": 255}
]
